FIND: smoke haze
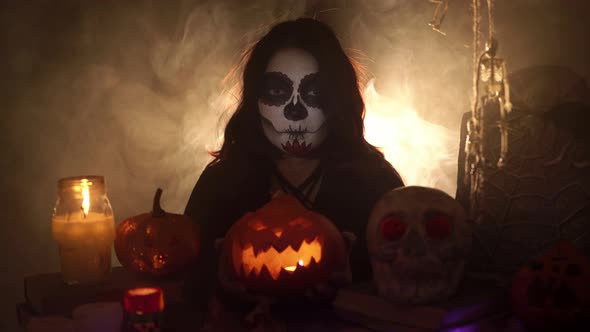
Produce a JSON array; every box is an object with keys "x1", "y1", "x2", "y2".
[{"x1": 1, "y1": 0, "x2": 589, "y2": 329}]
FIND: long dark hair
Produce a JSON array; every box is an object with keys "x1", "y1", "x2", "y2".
[{"x1": 210, "y1": 18, "x2": 383, "y2": 166}]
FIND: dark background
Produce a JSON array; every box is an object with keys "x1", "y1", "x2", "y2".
[{"x1": 1, "y1": 0, "x2": 589, "y2": 329}]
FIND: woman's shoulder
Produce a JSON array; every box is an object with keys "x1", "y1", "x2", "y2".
[
  {"x1": 201, "y1": 157, "x2": 266, "y2": 176},
  {"x1": 194, "y1": 160, "x2": 231, "y2": 188},
  {"x1": 199, "y1": 159, "x2": 232, "y2": 178}
]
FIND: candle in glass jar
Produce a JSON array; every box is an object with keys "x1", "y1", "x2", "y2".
[
  {"x1": 52, "y1": 176, "x2": 115, "y2": 284},
  {"x1": 123, "y1": 287, "x2": 165, "y2": 331}
]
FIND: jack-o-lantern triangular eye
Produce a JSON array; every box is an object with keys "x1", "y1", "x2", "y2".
[
  {"x1": 381, "y1": 216, "x2": 407, "y2": 241},
  {"x1": 249, "y1": 219, "x2": 267, "y2": 231},
  {"x1": 289, "y1": 218, "x2": 311, "y2": 229},
  {"x1": 424, "y1": 213, "x2": 452, "y2": 240}
]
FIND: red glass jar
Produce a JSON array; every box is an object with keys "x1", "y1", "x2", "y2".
[{"x1": 123, "y1": 287, "x2": 164, "y2": 331}]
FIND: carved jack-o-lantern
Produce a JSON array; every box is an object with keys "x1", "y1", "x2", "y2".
[
  {"x1": 221, "y1": 194, "x2": 348, "y2": 296},
  {"x1": 511, "y1": 241, "x2": 590, "y2": 330},
  {"x1": 367, "y1": 186, "x2": 471, "y2": 304}
]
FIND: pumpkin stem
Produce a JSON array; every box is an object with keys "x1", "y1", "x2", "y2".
[{"x1": 152, "y1": 188, "x2": 166, "y2": 217}]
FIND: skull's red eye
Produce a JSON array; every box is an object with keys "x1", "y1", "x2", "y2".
[
  {"x1": 424, "y1": 213, "x2": 452, "y2": 239},
  {"x1": 380, "y1": 216, "x2": 407, "y2": 241}
]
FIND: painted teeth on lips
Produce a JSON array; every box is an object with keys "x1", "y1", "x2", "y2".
[{"x1": 282, "y1": 139, "x2": 311, "y2": 155}]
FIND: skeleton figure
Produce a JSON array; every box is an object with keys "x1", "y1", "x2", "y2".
[
  {"x1": 258, "y1": 48, "x2": 327, "y2": 156},
  {"x1": 366, "y1": 186, "x2": 471, "y2": 304}
]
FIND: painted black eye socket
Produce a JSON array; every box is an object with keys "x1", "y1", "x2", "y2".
[
  {"x1": 298, "y1": 73, "x2": 321, "y2": 108},
  {"x1": 268, "y1": 88, "x2": 287, "y2": 96},
  {"x1": 259, "y1": 71, "x2": 293, "y2": 106},
  {"x1": 288, "y1": 219, "x2": 311, "y2": 229}
]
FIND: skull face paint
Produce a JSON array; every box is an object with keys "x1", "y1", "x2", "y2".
[
  {"x1": 258, "y1": 48, "x2": 327, "y2": 156},
  {"x1": 367, "y1": 186, "x2": 472, "y2": 304}
]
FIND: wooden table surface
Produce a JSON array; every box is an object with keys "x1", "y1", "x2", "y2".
[{"x1": 18, "y1": 267, "x2": 532, "y2": 331}]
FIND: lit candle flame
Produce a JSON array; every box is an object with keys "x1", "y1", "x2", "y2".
[
  {"x1": 283, "y1": 259, "x2": 305, "y2": 272},
  {"x1": 80, "y1": 179, "x2": 91, "y2": 217}
]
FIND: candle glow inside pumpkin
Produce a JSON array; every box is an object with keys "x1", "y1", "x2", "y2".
[{"x1": 235, "y1": 235, "x2": 322, "y2": 279}]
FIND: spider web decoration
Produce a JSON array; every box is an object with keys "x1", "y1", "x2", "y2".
[
  {"x1": 425, "y1": 0, "x2": 590, "y2": 283},
  {"x1": 456, "y1": 67, "x2": 590, "y2": 282}
]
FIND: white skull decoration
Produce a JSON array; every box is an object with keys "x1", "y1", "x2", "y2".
[{"x1": 367, "y1": 186, "x2": 471, "y2": 304}]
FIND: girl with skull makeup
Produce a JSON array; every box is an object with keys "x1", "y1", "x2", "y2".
[{"x1": 184, "y1": 18, "x2": 404, "y2": 321}]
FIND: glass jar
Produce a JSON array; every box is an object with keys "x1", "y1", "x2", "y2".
[
  {"x1": 51, "y1": 175, "x2": 115, "y2": 284},
  {"x1": 123, "y1": 287, "x2": 165, "y2": 331}
]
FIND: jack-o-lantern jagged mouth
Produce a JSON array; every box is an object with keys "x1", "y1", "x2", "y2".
[
  {"x1": 527, "y1": 277, "x2": 578, "y2": 310},
  {"x1": 234, "y1": 236, "x2": 323, "y2": 280}
]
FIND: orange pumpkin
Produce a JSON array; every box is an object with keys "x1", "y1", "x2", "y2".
[
  {"x1": 115, "y1": 188, "x2": 200, "y2": 277},
  {"x1": 511, "y1": 241, "x2": 590, "y2": 330},
  {"x1": 221, "y1": 194, "x2": 347, "y2": 296}
]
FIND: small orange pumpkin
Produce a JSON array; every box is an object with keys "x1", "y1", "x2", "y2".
[
  {"x1": 221, "y1": 194, "x2": 347, "y2": 296},
  {"x1": 115, "y1": 188, "x2": 200, "y2": 277},
  {"x1": 511, "y1": 241, "x2": 590, "y2": 330}
]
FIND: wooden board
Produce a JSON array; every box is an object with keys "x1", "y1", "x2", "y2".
[
  {"x1": 24, "y1": 267, "x2": 184, "y2": 316},
  {"x1": 332, "y1": 278, "x2": 510, "y2": 331}
]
